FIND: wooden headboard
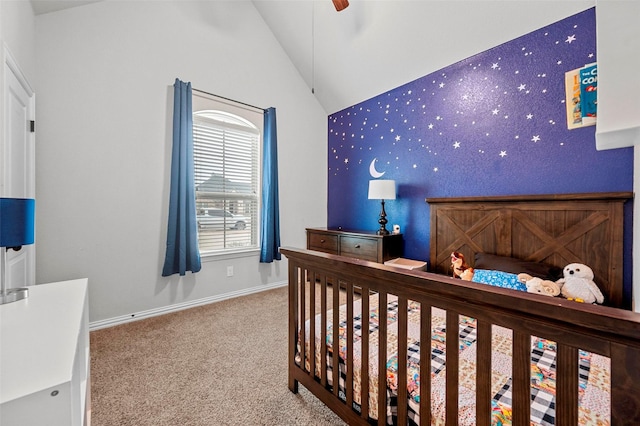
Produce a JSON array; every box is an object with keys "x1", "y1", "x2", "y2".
[{"x1": 427, "y1": 192, "x2": 632, "y2": 309}]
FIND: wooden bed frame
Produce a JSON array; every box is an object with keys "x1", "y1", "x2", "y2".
[{"x1": 282, "y1": 192, "x2": 639, "y2": 425}]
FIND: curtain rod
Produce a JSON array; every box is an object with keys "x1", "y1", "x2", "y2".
[{"x1": 192, "y1": 88, "x2": 267, "y2": 112}]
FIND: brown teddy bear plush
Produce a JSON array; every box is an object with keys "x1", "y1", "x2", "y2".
[{"x1": 518, "y1": 273, "x2": 561, "y2": 297}]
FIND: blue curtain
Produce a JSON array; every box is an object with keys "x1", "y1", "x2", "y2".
[
  {"x1": 162, "y1": 78, "x2": 201, "y2": 276},
  {"x1": 260, "y1": 107, "x2": 281, "y2": 263}
]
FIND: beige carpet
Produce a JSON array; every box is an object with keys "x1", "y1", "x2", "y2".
[{"x1": 90, "y1": 286, "x2": 346, "y2": 426}]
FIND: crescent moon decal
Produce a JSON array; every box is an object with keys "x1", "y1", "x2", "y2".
[{"x1": 369, "y1": 158, "x2": 385, "y2": 178}]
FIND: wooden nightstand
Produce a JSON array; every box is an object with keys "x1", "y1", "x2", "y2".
[{"x1": 306, "y1": 228, "x2": 403, "y2": 263}]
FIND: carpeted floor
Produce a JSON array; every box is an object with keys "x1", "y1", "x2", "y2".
[{"x1": 89, "y1": 286, "x2": 346, "y2": 425}]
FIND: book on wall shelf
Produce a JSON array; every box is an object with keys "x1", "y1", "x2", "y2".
[{"x1": 565, "y1": 62, "x2": 597, "y2": 129}]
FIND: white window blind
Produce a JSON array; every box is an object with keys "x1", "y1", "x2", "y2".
[{"x1": 193, "y1": 109, "x2": 260, "y2": 254}]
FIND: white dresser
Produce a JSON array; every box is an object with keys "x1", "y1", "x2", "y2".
[{"x1": 0, "y1": 278, "x2": 89, "y2": 426}]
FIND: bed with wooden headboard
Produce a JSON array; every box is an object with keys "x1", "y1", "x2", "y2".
[{"x1": 282, "y1": 192, "x2": 639, "y2": 425}]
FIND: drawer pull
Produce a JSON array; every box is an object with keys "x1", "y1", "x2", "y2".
[
  {"x1": 354, "y1": 244, "x2": 361, "y2": 248},
  {"x1": 320, "y1": 239, "x2": 325, "y2": 243}
]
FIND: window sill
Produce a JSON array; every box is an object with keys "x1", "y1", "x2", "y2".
[{"x1": 200, "y1": 248, "x2": 261, "y2": 262}]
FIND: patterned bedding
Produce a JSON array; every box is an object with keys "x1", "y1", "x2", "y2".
[{"x1": 296, "y1": 293, "x2": 610, "y2": 425}]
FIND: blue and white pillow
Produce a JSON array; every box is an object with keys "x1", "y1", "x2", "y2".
[{"x1": 471, "y1": 269, "x2": 527, "y2": 292}]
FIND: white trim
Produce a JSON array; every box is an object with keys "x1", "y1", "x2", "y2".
[
  {"x1": 3, "y1": 42, "x2": 34, "y2": 96},
  {"x1": 89, "y1": 280, "x2": 287, "y2": 331}
]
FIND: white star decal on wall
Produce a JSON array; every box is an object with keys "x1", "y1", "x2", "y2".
[
  {"x1": 565, "y1": 34, "x2": 576, "y2": 44},
  {"x1": 531, "y1": 135, "x2": 541, "y2": 142},
  {"x1": 500, "y1": 151, "x2": 507, "y2": 157}
]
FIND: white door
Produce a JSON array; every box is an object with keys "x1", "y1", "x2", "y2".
[{"x1": 2, "y1": 46, "x2": 35, "y2": 288}]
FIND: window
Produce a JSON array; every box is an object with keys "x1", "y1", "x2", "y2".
[{"x1": 192, "y1": 93, "x2": 261, "y2": 255}]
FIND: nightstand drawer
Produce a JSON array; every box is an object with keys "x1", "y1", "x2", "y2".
[
  {"x1": 340, "y1": 236, "x2": 378, "y2": 261},
  {"x1": 308, "y1": 232, "x2": 338, "y2": 254}
]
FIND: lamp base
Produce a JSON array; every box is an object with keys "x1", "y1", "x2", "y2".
[
  {"x1": 0, "y1": 287, "x2": 28, "y2": 305},
  {"x1": 376, "y1": 199, "x2": 390, "y2": 235}
]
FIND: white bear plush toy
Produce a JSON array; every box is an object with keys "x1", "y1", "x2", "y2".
[{"x1": 556, "y1": 263, "x2": 604, "y2": 304}]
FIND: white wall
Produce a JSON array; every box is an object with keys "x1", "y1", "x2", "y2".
[
  {"x1": 1, "y1": 0, "x2": 36, "y2": 85},
  {"x1": 34, "y1": 1, "x2": 327, "y2": 323}
]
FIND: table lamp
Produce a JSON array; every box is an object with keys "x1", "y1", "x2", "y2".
[
  {"x1": 0, "y1": 198, "x2": 35, "y2": 304},
  {"x1": 368, "y1": 180, "x2": 396, "y2": 235}
]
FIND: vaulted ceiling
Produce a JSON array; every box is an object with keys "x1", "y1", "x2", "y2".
[
  {"x1": 31, "y1": 0, "x2": 594, "y2": 114},
  {"x1": 252, "y1": 1, "x2": 594, "y2": 114}
]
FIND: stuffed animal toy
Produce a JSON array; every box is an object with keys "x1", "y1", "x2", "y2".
[
  {"x1": 518, "y1": 273, "x2": 561, "y2": 297},
  {"x1": 556, "y1": 263, "x2": 604, "y2": 304},
  {"x1": 459, "y1": 268, "x2": 474, "y2": 281},
  {"x1": 451, "y1": 251, "x2": 474, "y2": 280}
]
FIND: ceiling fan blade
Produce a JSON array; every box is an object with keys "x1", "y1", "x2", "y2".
[{"x1": 332, "y1": 0, "x2": 349, "y2": 12}]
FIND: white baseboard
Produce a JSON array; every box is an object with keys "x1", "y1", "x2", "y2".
[{"x1": 89, "y1": 280, "x2": 287, "y2": 331}]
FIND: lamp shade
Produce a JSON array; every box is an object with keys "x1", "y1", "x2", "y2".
[
  {"x1": 0, "y1": 198, "x2": 35, "y2": 248},
  {"x1": 368, "y1": 180, "x2": 396, "y2": 200}
]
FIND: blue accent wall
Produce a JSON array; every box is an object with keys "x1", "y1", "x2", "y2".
[{"x1": 326, "y1": 8, "x2": 634, "y2": 304}]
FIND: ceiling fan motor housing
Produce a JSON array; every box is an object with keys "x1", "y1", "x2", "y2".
[{"x1": 332, "y1": 0, "x2": 349, "y2": 12}]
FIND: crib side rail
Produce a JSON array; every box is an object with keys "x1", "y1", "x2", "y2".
[{"x1": 283, "y1": 247, "x2": 640, "y2": 425}]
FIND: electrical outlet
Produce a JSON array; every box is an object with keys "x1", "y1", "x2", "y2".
[{"x1": 226, "y1": 266, "x2": 234, "y2": 277}]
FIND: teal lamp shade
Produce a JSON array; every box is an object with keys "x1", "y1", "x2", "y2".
[{"x1": 0, "y1": 198, "x2": 35, "y2": 248}]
